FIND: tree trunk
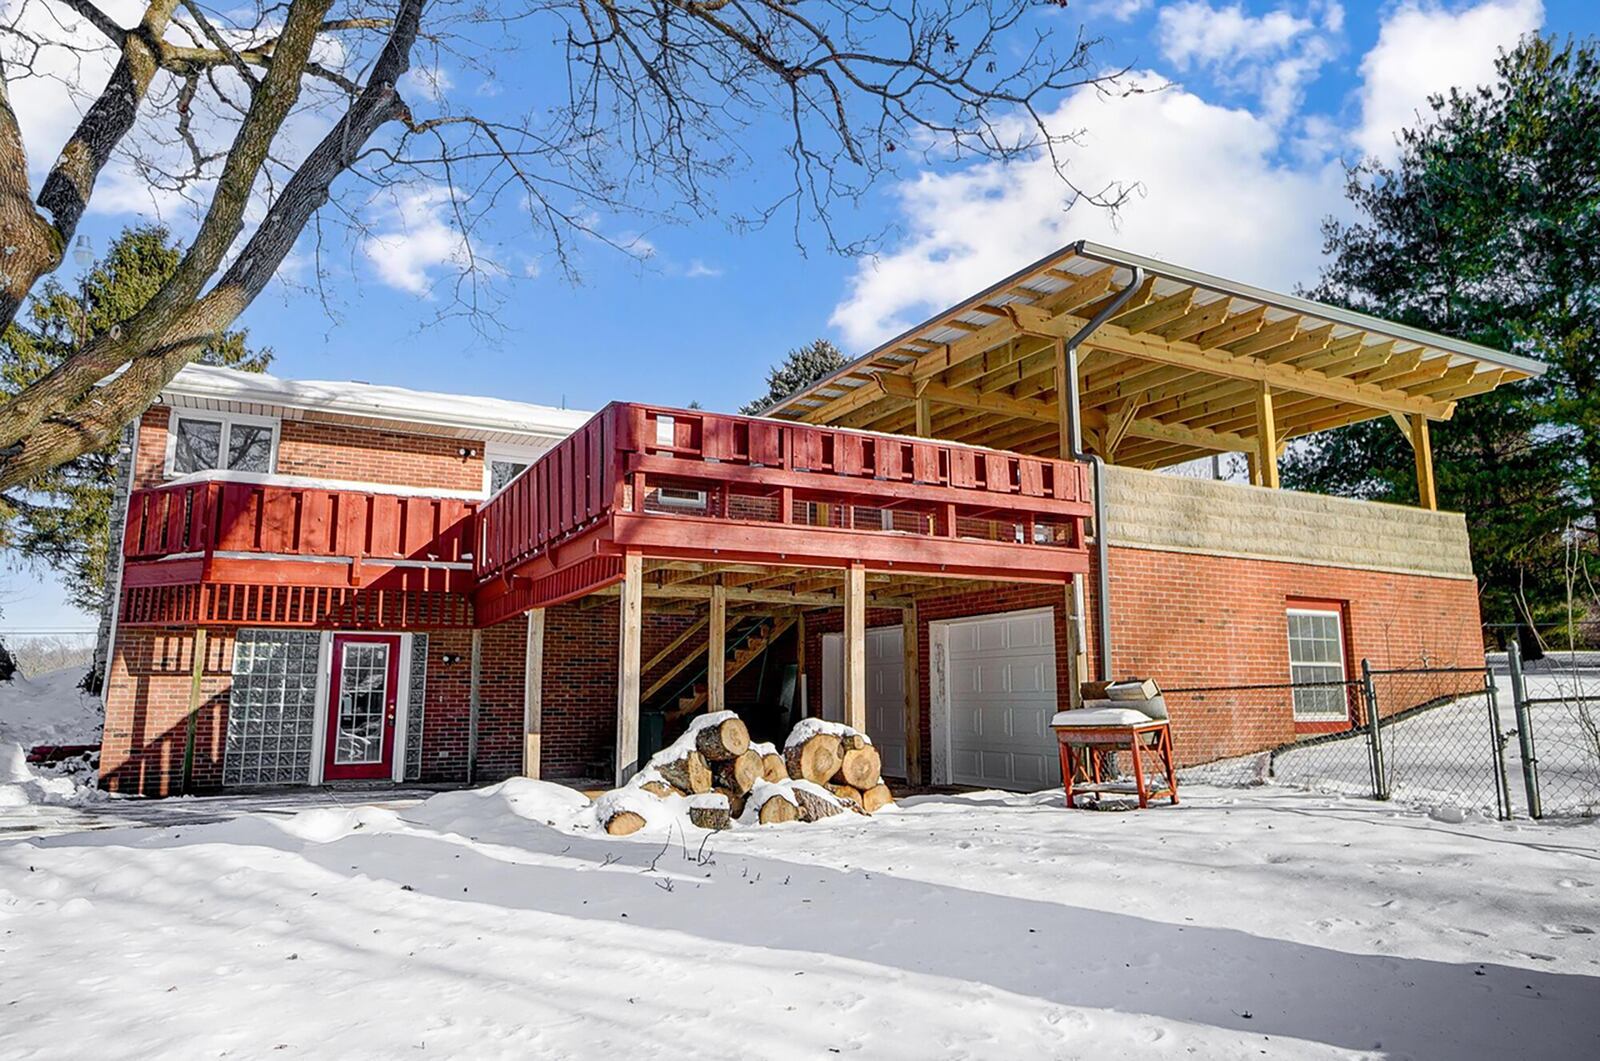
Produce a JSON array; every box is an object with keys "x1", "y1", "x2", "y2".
[
  {"x1": 657, "y1": 751, "x2": 712, "y2": 794},
  {"x1": 794, "y1": 785, "x2": 846, "y2": 822},
  {"x1": 640, "y1": 780, "x2": 676, "y2": 798},
  {"x1": 785, "y1": 734, "x2": 842, "y2": 785},
  {"x1": 715, "y1": 786, "x2": 748, "y2": 820},
  {"x1": 604, "y1": 810, "x2": 647, "y2": 835},
  {"x1": 695, "y1": 716, "x2": 751, "y2": 761},
  {"x1": 835, "y1": 745, "x2": 881, "y2": 790},
  {"x1": 688, "y1": 801, "x2": 731, "y2": 831},
  {"x1": 760, "y1": 752, "x2": 787, "y2": 783},
  {"x1": 756, "y1": 793, "x2": 801, "y2": 824},
  {"x1": 827, "y1": 784, "x2": 866, "y2": 813},
  {"x1": 714, "y1": 749, "x2": 761, "y2": 794},
  {"x1": 861, "y1": 783, "x2": 894, "y2": 814}
]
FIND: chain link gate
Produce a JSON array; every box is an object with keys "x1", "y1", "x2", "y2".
[
  {"x1": 1505, "y1": 644, "x2": 1600, "y2": 819},
  {"x1": 1361, "y1": 662, "x2": 1511, "y2": 819}
]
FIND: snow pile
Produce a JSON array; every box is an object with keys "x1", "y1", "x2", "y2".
[
  {"x1": 0, "y1": 666, "x2": 103, "y2": 748},
  {"x1": 784, "y1": 716, "x2": 870, "y2": 749},
  {"x1": 0, "y1": 742, "x2": 102, "y2": 808}
]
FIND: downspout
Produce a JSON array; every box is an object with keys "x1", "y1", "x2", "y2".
[{"x1": 1046, "y1": 264, "x2": 1145, "y2": 682}]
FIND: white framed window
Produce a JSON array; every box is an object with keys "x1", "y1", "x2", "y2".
[
  {"x1": 165, "y1": 410, "x2": 279, "y2": 477},
  {"x1": 484, "y1": 444, "x2": 546, "y2": 496},
  {"x1": 1286, "y1": 607, "x2": 1349, "y2": 720}
]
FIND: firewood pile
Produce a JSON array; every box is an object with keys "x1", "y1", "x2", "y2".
[{"x1": 599, "y1": 712, "x2": 894, "y2": 835}]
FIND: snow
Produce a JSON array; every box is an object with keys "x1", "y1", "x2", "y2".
[
  {"x1": 161, "y1": 467, "x2": 488, "y2": 502},
  {"x1": 0, "y1": 667, "x2": 102, "y2": 749},
  {"x1": 1051, "y1": 707, "x2": 1155, "y2": 727},
  {"x1": 165, "y1": 364, "x2": 594, "y2": 439},
  {"x1": 784, "y1": 716, "x2": 870, "y2": 749},
  {"x1": 2, "y1": 782, "x2": 1596, "y2": 1058}
]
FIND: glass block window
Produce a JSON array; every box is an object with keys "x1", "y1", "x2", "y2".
[
  {"x1": 1287, "y1": 608, "x2": 1348, "y2": 720},
  {"x1": 224, "y1": 630, "x2": 321, "y2": 785},
  {"x1": 405, "y1": 634, "x2": 428, "y2": 781}
]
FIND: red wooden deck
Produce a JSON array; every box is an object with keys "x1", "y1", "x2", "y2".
[{"x1": 117, "y1": 404, "x2": 1093, "y2": 628}]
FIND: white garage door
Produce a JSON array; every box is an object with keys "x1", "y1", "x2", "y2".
[
  {"x1": 821, "y1": 627, "x2": 908, "y2": 779},
  {"x1": 939, "y1": 608, "x2": 1059, "y2": 791}
]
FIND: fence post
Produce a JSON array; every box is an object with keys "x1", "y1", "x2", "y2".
[
  {"x1": 1483, "y1": 665, "x2": 1512, "y2": 820},
  {"x1": 1507, "y1": 642, "x2": 1543, "y2": 819},
  {"x1": 1362, "y1": 659, "x2": 1388, "y2": 800}
]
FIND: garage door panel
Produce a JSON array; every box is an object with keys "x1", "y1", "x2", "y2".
[
  {"x1": 943, "y1": 608, "x2": 1059, "y2": 791},
  {"x1": 823, "y1": 627, "x2": 908, "y2": 781}
]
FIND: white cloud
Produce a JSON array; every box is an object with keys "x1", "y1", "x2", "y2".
[
  {"x1": 1355, "y1": 0, "x2": 1542, "y2": 161},
  {"x1": 684, "y1": 259, "x2": 723, "y2": 279},
  {"x1": 1157, "y1": 2, "x2": 1344, "y2": 126},
  {"x1": 362, "y1": 186, "x2": 479, "y2": 296},
  {"x1": 1086, "y1": 0, "x2": 1153, "y2": 21},
  {"x1": 829, "y1": 77, "x2": 1342, "y2": 349}
]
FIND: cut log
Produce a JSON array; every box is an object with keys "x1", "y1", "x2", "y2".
[
  {"x1": 785, "y1": 734, "x2": 842, "y2": 786},
  {"x1": 794, "y1": 786, "x2": 846, "y2": 822},
  {"x1": 828, "y1": 784, "x2": 866, "y2": 813},
  {"x1": 695, "y1": 717, "x2": 750, "y2": 761},
  {"x1": 688, "y1": 802, "x2": 731, "y2": 831},
  {"x1": 715, "y1": 749, "x2": 761, "y2": 794},
  {"x1": 759, "y1": 752, "x2": 787, "y2": 783},
  {"x1": 861, "y1": 783, "x2": 894, "y2": 814},
  {"x1": 835, "y1": 745, "x2": 882, "y2": 790},
  {"x1": 604, "y1": 810, "x2": 647, "y2": 836},
  {"x1": 715, "y1": 786, "x2": 749, "y2": 820},
  {"x1": 839, "y1": 732, "x2": 869, "y2": 753},
  {"x1": 640, "y1": 780, "x2": 676, "y2": 798},
  {"x1": 756, "y1": 794, "x2": 801, "y2": 824},
  {"x1": 657, "y1": 751, "x2": 713, "y2": 794}
]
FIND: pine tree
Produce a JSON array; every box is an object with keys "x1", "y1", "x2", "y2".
[
  {"x1": 1285, "y1": 34, "x2": 1597, "y2": 644},
  {"x1": 0, "y1": 226, "x2": 272, "y2": 612},
  {"x1": 742, "y1": 339, "x2": 849, "y2": 415}
]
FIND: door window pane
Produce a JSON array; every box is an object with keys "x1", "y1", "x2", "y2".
[
  {"x1": 173, "y1": 418, "x2": 222, "y2": 474},
  {"x1": 335, "y1": 643, "x2": 390, "y2": 764},
  {"x1": 227, "y1": 422, "x2": 273, "y2": 472}
]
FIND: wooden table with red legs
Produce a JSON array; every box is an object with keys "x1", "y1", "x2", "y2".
[{"x1": 1052, "y1": 719, "x2": 1179, "y2": 809}]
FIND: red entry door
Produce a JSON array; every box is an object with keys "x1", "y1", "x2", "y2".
[{"x1": 323, "y1": 634, "x2": 402, "y2": 781}]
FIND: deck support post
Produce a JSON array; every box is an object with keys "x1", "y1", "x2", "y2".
[
  {"x1": 615, "y1": 552, "x2": 644, "y2": 785},
  {"x1": 796, "y1": 612, "x2": 809, "y2": 719},
  {"x1": 1064, "y1": 582, "x2": 1085, "y2": 710},
  {"x1": 523, "y1": 608, "x2": 545, "y2": 779},
  {"x1": 468, "y1": 628, "x2": 482, "y2": 783},
  {"x1": 1254, "y1": 383, "x2": 1280, "y2": 489},
  {"x1": 708, "y1": 581, "x2": 727, "y2": 714},
  {"x1": 914, "y1": 396, "x2": 932, "y2": 437},
  {"x1": 1410, "y1": 413, "x2": 1437, "y2": 510},
  {"x1": 843, "y1": 563, "x2": 867, "y2": 733},
  {"x1": 901, "y1": 603, "x2": 923, "y2": 785},
  {"x1": 180, "y1": 627, "x2": 207, "y2": 796}
]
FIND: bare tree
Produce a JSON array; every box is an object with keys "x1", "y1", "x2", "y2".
[{"x1": 0, "y1": 0, "x2": 1129, "y2": 490}]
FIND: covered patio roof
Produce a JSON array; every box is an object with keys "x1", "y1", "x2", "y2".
[{"x1": 763, "y1": 242, "x2": 1544, "y2": 475}]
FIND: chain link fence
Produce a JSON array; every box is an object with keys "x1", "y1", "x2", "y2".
[{"x1": 1175, "y1": 654, "x2": 1600, "y2": 820}]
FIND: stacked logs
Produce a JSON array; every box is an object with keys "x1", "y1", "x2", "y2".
[{"x1": 602, "y1": 713, "x2": 894, "y2": 834}]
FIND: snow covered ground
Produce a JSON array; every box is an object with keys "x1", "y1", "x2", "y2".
[
  {"x1": 2, "y1": 780, "x2": 1597, "y2": 1059},
  {"x1": 0, "y1": 667, "x2": 105, "y2": 813}
]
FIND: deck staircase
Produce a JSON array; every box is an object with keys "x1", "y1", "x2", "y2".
[{"x1": 663, "y1": 615, "x2": 797, "y2": 723}]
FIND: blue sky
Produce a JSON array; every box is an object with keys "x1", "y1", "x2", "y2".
[{"x1": 3, "y1": 0, "x2": 1598, "y2": 633}]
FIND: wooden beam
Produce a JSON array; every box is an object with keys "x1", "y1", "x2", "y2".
[
  {"x1": 468, "y1": 628, "x2": 482, "y2": 783},
  {"x1": 902, "y1": 604, "x2": 923, "y2": 785},
  {"x1": 708, "y1": 582, "x2": 727, "y2": 713},
  {"x1": 1411, "y1": 413, "x2": 1437, "y2": 510},
  {"x1": 914, "y1": 395, "x2": 932, "y2": 437},
  {"x1": 1255, "y1": 384, "x2": 1280, "y2": 489},
  {"x1": 180, "y1": 627, "x2": 207, "y2": 796},
  {"x1": 615, "y1": 552, "x2": 643, "y2": 785},
  {"x1": 1054, "y1": 339, "x2": 1072, "y2": 458},
  {"x1": 523, "y1": 608, "x2": 544, "y2": 779},
  {"x1": 843, "y1": 563, "x2": 867, "y2": 732}
]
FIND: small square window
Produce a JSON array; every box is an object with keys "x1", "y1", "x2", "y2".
[
  {"x1": 1286, "y1": 607, "x2": 1348, "y2": 721},
  {"x1": 173, "y1": 418, "x2": 222, "y2": 474},
  {"x1": 227, "y1": 422, "x2": 274, "y2": 472}
]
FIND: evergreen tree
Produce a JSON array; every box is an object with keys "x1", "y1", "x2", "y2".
[
  {"x1": 1285, "y1": 34, "x2": 1597, "y2": 644},
  {"x1": 0, "y1": 226, "x2": 271, "y2": 612},
  {"x1": 742, "y1": 339, "x2": 849, "y2": 415}
]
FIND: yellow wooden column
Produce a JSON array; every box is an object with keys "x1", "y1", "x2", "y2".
[
  {"x1": 914, "y1": 396, "x2": 932, "y2": 438},
  {"x1": 615, "y1": 553, "x2": 643, "y2": 785},
  {"x1": 843, "y1": 563, "x2": 867, "y2": 733},
  {"x1": 708, "y1": 582, "x2": 727, "y2": 713},
  {"x1": 523, "y1": 608, "x2": 545, "y2": 779},
  {"x1": 901, "y1": 604, "x2": 923, "y2": 785},
  {"x1": 1054, "y1": 339, "x2": 1074, "y2": 459},
  {"x1": 1411, "y1": 413, "x2": 1437, "y2": 510},
  {"x1": 1255, "y1": 383, "x2": 1280, "y2": 489}
]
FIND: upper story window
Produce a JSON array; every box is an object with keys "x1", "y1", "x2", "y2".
[
  {"x1": 166, "y1": 410, "x2": 279, "y2": 477},
  {"x1": 1286, "y1": 606, "x2": 1349, "y2": 720},
  {"x1": 484, "y1": 444, "x2": 547, "y2": 496}
]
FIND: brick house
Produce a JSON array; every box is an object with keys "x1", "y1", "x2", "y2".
[{"x1": 97, "y1": 243, "x2": 1543, "y2": 796}]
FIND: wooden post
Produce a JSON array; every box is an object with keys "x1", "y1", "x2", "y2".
[
  {"x1": 901, "y1": 604, "x2": 923, "y2": 785},
  {"x1": 1254, "y1": 383, "x2": 1280, "y2": 489},
  {"x1": 468, "y1": 627, "x2": 482, "y2": 783},
  {"x1": 523, "y1": 608, "x2": 545, "y2": 779},
  {"x1": 1410, "y1": 413, "x2": 1437, "y2": 510},
  {"x1": 796, "y1": 611, "x2": 809, "y2": 719},
  {"x1": 615, "y1": 552, "x2": 643, "y2": 785},
  {"x1": 914, "y1": 396, "x2": 932, "y2": 438},
  {"x1": 180, "y1": 627, "x2": 207, "y2": 796},
  {"x1": 708, "y1": 581, "x2": 727, "y2": 713},
  {"x1": 1064, "y1": 583, "x2": 1084, "y2": 711},
  {"x1": 1053, "y1": 338, "x2": 1073, "y2": 459},
  {"x1": 843, "y1": 563, "x2": 867, "y2": 733}
]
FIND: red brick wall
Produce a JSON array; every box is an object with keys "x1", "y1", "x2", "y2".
[
  {"x1": 101, "y1": 626, "x2": 234, "y2": 796},
  {"x1": 132, "y1": 407, "x2": 485, "y2": 492}
]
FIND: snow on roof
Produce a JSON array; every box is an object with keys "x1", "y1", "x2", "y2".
[{"x1": 163, "y1": 364, "x2": 595, "y2": 439}]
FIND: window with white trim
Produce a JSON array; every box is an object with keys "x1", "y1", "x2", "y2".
[
  {"x1": 484, "y1": 444, "x2": 547, "y2": 496},
  {"x1": 1286, "y1": 607, "x2": 1348, "y2": 720},
  {"x1": 166, "y1": 410, "x2": 278, "y2": 476}
]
